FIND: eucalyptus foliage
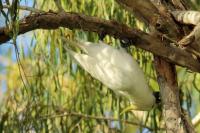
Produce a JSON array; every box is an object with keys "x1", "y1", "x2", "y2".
[{"x1": 0, "y1": 0, "x2": 200, "y2": 133}]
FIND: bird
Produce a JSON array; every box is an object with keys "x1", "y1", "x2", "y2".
[{"x1": 63, "y1": 39, "x2": 157, "y2": 110}]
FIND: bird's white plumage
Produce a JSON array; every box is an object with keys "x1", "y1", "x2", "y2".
[{"x1": 65, "y1": 40, "x2": 155, "y2": 110}]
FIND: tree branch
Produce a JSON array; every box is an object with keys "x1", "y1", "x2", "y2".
[
  {"x1": 115, "y1": 0, "x2": 179, "y2": 37},
  {"x1": 39, "y1": 111, "x2": 165, "y2": 131},
  {"x1": 116, "y1": 0, "x2": 195, "y2": 132},
  {"x1": 0, "y1": 11, "x2": 200, "y2": 72},
  {"x1": 152, "y1": 1, "x2": 195, "y2": 133}
]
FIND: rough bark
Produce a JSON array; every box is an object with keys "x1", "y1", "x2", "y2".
[
  {"x1": 154, "y1": 57, "x2": 183, "y2": 132},
  {"x1": 154, "y1": 56, "x2": 194, "y2": 133},
  {"x1": 154, "y1": 1, "x2": 195, "y2": 132}
]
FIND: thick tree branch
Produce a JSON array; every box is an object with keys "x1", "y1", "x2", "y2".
[
  {"x1": 116, "y1": 0, "x2": 179, "y2": 37},
  {"x1": 0, "y1": 11, "x2": 200, "y2": 72},
  {"x1": 154, "y1": 1, "x2": 195, "y2": 133},
  {"x1": 116, "y1": 0, "x2": 195, "y2": 132}
]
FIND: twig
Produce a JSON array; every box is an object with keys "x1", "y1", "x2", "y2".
[
  {"x1": 3, "y1": 5, "x2": 44, "y2": 13},
  {"x1": 161, "y1": 34, "x2": 200, "y2": 58},
  {"x1": 39, "y1": 112, "x2": 165, "y2": 131}
]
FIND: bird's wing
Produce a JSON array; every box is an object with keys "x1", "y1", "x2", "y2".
[
  {"x1": 98, "y1": 58, "x2": 155, "y2": 110},
  {"x1": 66, "y1": 41, "x2": 154, "y2": 93},
  {"x1": 64, "y1": 44, "x2": 127, "y2": 89},
  {"x1": 64, "y1": 46, "x2": 111, "y2": 83},
  {"x1": 109, "y1": 47, "x2": 156, "y2": 108},
  {"x1": 64, "y1": 41, "x2": 155, "y2": 110}
]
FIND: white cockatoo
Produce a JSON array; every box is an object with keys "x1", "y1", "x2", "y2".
[{"x1": 64, "y1": 39, "x2": 156, "y2": 110}]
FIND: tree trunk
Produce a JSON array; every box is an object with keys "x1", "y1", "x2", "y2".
[
  {"x1": 154, "y1": 56, "x2": 194, "y2": 133},
  {"x1": 152, "y1": 0, "x2": 195, "y2": 132}
]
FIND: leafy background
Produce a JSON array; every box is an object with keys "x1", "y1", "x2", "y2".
[{"x1": 0, "y1": 0, "x2": 200, "y2": 132}]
